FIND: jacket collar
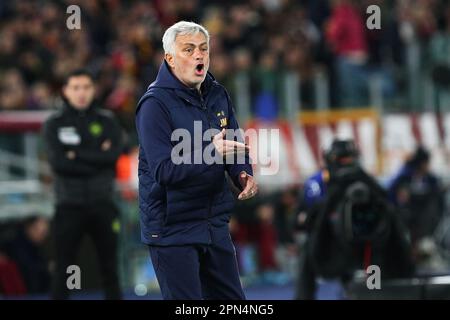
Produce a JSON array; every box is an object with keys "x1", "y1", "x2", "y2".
[
  {"x1": 63, "y1": 99, "x2": 97, "y2": 116},
  {"x1": 148, "y1": 60, "x2": 220, "y2": 107}
]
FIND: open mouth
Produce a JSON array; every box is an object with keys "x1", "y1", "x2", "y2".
[{"x1": 195, "y1": 63, "x2": 205, "y2": 75}]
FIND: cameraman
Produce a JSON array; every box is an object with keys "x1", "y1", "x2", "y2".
[{"x1": 295, "y1": 139, "x2": 414, "y2": 300}]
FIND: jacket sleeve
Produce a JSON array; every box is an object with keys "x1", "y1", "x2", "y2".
[
  {"x1": 75, "y1": 115, "x2": 123, "y2": 167},
  {"x1": 223, "y1": 90, "x2": 253, "y2": 190},
  {"x1": 42, "y1": 118, "x2": 97, "y2": 176},
  {"x1": 136, "y1": 97, "x2": 211, "y2": 186}
]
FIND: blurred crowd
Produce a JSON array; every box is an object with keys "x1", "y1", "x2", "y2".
[
  {"x1": 0, "y1": 216, "x2": 50, "y2": 296},
  {"x1": 1, "y1": 0, "x2": 450, "y2": 135},
  {"x1": 0, "y1": 143, "x2": 449, "y2": 296},
  {"x1": 1, "y1": 0, "x2": 450, "y2": 297}
]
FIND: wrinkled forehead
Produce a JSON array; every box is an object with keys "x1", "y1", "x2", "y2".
[{"x1": 175, "y1": 32, "x2": 208, "y2": 47}]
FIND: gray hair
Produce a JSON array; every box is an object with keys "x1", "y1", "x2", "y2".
[{"x1": 162, "y1": 21, "x2": 210, "y2": 55}]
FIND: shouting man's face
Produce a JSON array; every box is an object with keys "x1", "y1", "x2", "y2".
[{"x1": 165, "y1": 32, "x2": 209, "y2": 91}]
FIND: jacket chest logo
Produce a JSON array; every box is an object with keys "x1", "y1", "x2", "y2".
[
  {"x1": 216, "y1": 110, "x2": 227, "y2": 128},
  {"x1": 89, "y1": 122, "x2": 103, "y2": 137},
  {"x1": 58, "y1": 127, "x2": 80, "y2": 145}
]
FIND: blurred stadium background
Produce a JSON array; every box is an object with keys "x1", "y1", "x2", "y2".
[{"x1": 0, "y1": 0, "x2": 450, "y2": 299}]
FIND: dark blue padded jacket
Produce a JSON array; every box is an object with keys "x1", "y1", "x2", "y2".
[{"x1": 135, "y1": 61, "x2": 252, "y2": 245}]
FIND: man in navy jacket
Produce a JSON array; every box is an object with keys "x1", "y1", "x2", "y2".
[{"x1": 135, "y1": 21, "x2": 258, "y2": 300}]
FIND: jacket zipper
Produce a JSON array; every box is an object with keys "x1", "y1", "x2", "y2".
[
  {"x1": 181, "y1": 94, "x2": 214, "y2": 244},
  {"x1": 199, "y1": 94, "x2": 214, "y2": 244},
  {"x1": 195, "y1": 94, "x2": 214, "y2": 244}
]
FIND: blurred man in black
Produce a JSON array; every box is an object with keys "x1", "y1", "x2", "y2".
[
  {"x1": 295, "y1": 139, "x2": 414, "y2": 299},
  {"x1": 43, "y1": 70, "x2": 123, "y2": 300}
]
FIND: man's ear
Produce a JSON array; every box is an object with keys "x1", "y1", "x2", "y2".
[{"x1": 165, "y1": 53, "x2": 175, "y2": 69}]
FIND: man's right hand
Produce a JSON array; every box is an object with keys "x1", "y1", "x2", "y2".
[
  {"x1": 66, "y1": 150, "x2": 76, "y2": 160},
  {"x1": 212, "y1": 129, "x2": 249, "y2": 157}
]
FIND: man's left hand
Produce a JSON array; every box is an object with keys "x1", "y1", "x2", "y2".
[
  {"x1": 238, "y1": 171, "x2": 258, "y2": 200},
  {"x1": 101, "y1": 139, "x2": 112, "y2": 151}
]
